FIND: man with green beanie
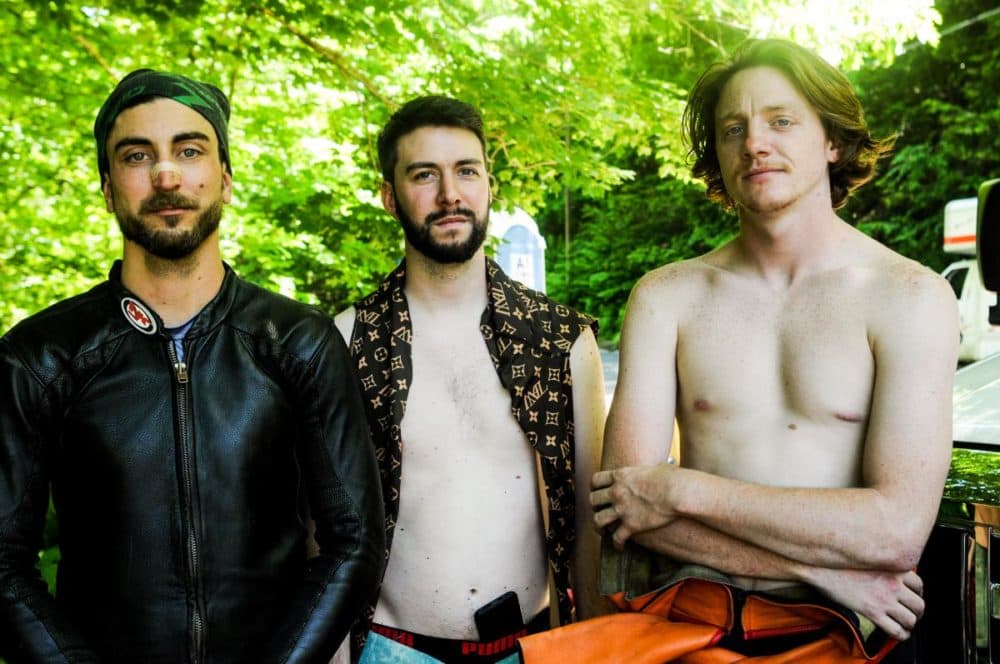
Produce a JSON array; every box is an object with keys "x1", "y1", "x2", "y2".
[{"x1": 0, "y1": 69, "x2": 385, "y2": 663}]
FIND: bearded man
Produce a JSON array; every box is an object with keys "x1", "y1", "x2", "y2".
[
  {"x1": 0, "y1": 69, "x2": 384, "y2": 663},
  {"x1": 336, "y1": 96, "x2": 607, "y2": 663}
]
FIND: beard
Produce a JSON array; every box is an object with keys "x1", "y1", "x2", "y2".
[
  {"x1": 113, "y1": 190, "x2": 223, "y2": 260},
  {"x1": 396, "y1": 200, "x2": 488, "y2": 264}
]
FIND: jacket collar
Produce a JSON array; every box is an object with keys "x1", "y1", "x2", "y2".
[{"x1": 107, "y1": 260, "x2": 238, "y2": 338}]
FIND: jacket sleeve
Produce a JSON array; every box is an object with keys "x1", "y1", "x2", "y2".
[
  {"x1": 0, "y1": 339, "x2": 100, "y2": 663},
  {"x1": 268, "y1": 325, "x2": 386, "y2": 663}
]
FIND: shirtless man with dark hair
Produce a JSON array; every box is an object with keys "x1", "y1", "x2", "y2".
[
  {"x1": 336, "y1": 95, "x2": 606, "y2": 664},
  {"x1": 519, "y1": 38, "x2": 958, "y2": 663}
]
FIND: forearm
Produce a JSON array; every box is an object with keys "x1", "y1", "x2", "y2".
[
  {"x1": 628, "y1": 519, "x2": 927, "y2": 642},
  {"x1": 1, "y1": 563, "x2": 99, "y2": 662},
  {"x1": 631, "y1": 518, "x2": 808, "y2": 583},
  {"x1": 272, "y1": 543, "x2": 383, "y2": 663},
  {"x1": 571, "y1": 522, "x2": 610, "y2": 619},
  {"x1": 271, "y1": 475, "x2": 384, "y2": 661},
  {"x1": 674, "y1": 469, "x2": 927, "y2": 570}
]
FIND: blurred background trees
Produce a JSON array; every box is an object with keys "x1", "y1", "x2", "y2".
[{"x1": 1, "y1": 0, "x2": 995, "y2": 346}]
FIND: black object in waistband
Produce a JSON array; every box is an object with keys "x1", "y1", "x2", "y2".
[{"x1": 371, "y1": 609, "x2": 550, "y2": 662}]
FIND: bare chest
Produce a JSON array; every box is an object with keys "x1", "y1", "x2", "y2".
[
  {"x1": 677, "y1": 279, "x2": 875, "y2": 423},
  {"x1": 380, "y1": 322, "x2": 547, "y2": 635},
  {"x1": 400, "y1": 323, "x2": 536, "y2": 482}
]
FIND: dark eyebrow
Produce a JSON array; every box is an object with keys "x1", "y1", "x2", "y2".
[
  {"x1": 404, "y1": 161, "x2": 436, "y2": 173},
  {"x1": 112, "y1": 131, "x2": 212, "y2": 154},
  {"x1": 113, "y1": 137, "x2": 153, "y2": 153},
  {"x1": 404, "y1": 158, "x2": 484, "y2": 173},
  {"x1": 174, "y1": 131, "x2": 212, "y2": 144}
]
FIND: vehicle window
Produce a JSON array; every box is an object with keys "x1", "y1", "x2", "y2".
[{"x1": 945, "y1": 267, "x2": 968, "y2": 299}]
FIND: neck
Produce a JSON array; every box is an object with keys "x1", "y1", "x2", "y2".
[
  {"x1": 403, "y1": 246, "x2": 488, "y2": 313},
  {"x1": 120, "y1": 238, "x2": 225, "y2": 327},
  {"x1": 733, "y1": 205, "x2": 846, "y2": 288}
]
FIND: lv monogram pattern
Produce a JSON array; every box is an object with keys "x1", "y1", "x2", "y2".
[{"x1": 348, "y1": 259, "x2": 596, "y2": 653}]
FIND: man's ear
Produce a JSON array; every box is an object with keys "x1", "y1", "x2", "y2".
[
  {"x1": 101, "y1": 176, "x2": 114, "y2": 213},
  {"x1": 380, "y1": 181, "x2": 399, "y2": 219},
  {"x1": 827, "y1": 139, "x2": 840, "y2": 164},
  {"x1": 222, "y1": 169, "x2": 233, "y2": 204}
]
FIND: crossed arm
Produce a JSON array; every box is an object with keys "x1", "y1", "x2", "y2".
[{"x1": 590, "y1": 271, "x2": 958, "y2": 640}]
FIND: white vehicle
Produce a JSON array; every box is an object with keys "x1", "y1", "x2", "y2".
[
  {"x1": 920, "y1": 179, "x2": 1000, "y2": 663},
  {"x1": 941, "y1": 196, "x2": 1000, "y2": 363},
  {"x1": 952, "y1": 352, "x2": 1000, "y2": 446}
]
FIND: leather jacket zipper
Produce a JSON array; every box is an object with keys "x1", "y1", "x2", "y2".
[{"x1": 168, "y1": 342, "x2": 205, "y2": 662}]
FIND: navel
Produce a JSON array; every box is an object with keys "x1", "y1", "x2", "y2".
[{"x1": 787, "y1": 423, "x2": 798, "y2": 431}]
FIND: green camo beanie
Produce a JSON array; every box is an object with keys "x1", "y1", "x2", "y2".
[{"x1": 94, "y1": 68, "x2": 231, "y2": 182}]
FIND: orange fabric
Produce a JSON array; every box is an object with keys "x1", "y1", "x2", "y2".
[
  {"x1": 518, "y1": 578, "x2": 898, "y2": 664},
  {"x1": 668, "y1": 579, "x2": 736, "y2": 630},
  {"x1": 741, "y1": 595, "x2": 840, "y2": 638},
  {"x1": 516, "y1": 612, "x2": 722, "y2": 664},
  {"x1": 673, "y1": 636, "x2": 861, "y2": 663}
]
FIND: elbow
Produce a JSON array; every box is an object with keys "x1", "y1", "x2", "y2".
[
  {"x1": 315, "y1": 496, "x2": 385, "y2": 577},
  {"x1": 318, "y1": 514, "x2": 385, "y2": 608},
  {"x1": 859, "y1": 527, "x2": 926, "y2": 572},
  {"x1": 887, "y1": 514, "x2": 934, "y2": 571},
  {"x1": 869, "y1": 546, "x2": 921, "y2": 573},
  {"x1": 889, "y1": 535, "x2": 926, "y2": 572},
  {"x1": 363, "y1": 516, "x2": 387, "y2": 591},
  {"x1": 853, "y1": 493, "x2": 934, "y2": 571},
  {"x1": 351, "y1": 499, "x2": 387, "y2": 599}
]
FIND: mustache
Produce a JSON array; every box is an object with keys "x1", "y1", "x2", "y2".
[
  {"x1": 140, "y1": 192, "x2": 198, "y2": 214},
  {"x1": 425, "y1": 207, "x2": 476, "y2": 223}
]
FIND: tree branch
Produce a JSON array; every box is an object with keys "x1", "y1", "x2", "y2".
[
  {"x1": 70, "y1": 32, "x2": 115, "y2": 80},
  {"x1": 674, "y1": 14, "x2": 728, "y2": 57},
  {"x1": 258, "y1": 6, "x2": 394, "y2": 108}
]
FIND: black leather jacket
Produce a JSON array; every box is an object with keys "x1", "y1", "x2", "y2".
[{"x1": 0, "y1": 263, "x2": 385, "y2": 663}]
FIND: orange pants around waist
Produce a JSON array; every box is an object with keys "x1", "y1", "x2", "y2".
[{"x1": 517, "y1": 578, "x2": 897, "y2": 663}]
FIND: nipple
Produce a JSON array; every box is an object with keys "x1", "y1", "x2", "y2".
[{"x1": 150, "y1": 161, "x2": 183, "y2": 181}]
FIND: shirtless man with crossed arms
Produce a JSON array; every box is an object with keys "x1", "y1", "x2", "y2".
[{"x1": 520, "y1": 38, "x2": 958, "y2": 662}]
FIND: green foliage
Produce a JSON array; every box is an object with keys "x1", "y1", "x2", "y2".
[
  {"x1": 541, "y1": 1, "x2": 1000, "y2": 341},
  {"x1": 0, "y1": 0, "x2": 942, "y2": 333},
  {"x1": 847, "y1": 0, "x2": 1000, "y2": 273},
  {"x1": 540, "y1": 155, "x2": 735, "y2": 342},
  {"x1": 40, "y1": 501, "x2": 60, "y2": 594}
]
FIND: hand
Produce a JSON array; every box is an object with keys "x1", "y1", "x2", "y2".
[
  {"x1": 805, "y1": 567, "x2": 924, "y2": 641},
  {"x1": 590, "y1": 464, "x2": 679, "y2": 550}
]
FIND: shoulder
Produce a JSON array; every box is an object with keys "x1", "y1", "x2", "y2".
[
  {"x1": 3, "y1": 281, "x2": 125, "y2": 371},
  {"x1": 513, "y1": 280, "x2": 597, "y2": 344},
  {"x1": 855, "y1": 244, "x2": 956, "y2": 318},
  {"x1": 230, "y1": 276, "x2": 330, "y2": 327},
  {"x1": 846, "y1": 243, "x2": 958, "y2": 353},
  {"x1": 635, "y1": 257, "x2": 714, "y2": 291},
  {"x1": 627, "y1": 256, "x2": 717, "y2": 317},
  {"x1": 227, "y1": 277, "x2": 341, "y2": 359}
]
